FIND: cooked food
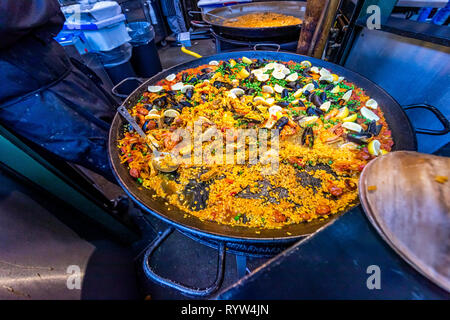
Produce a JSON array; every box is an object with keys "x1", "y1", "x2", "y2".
[
  {"x1": 118, "y1": 57, "x2": 394, "y2": 229},
  {"x1": 223, "y1": 12, "x2": 302, "y2": 28}
]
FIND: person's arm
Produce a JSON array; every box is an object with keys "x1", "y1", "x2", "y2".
[{"x1": 0, "y1": 0, "x2": 64, "y2": 48}]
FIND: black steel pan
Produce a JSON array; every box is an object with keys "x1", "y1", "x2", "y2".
[
  {"x1": 199, "y1": 1, "x2": 306, "y2": 41},
  {"x1": 109, "y1": 51, "x2": 450, "y2": 296}
]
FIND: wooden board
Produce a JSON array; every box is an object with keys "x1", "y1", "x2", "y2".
[{"x1": 359, "y1": 151, "x2": 450, "y2": 292}]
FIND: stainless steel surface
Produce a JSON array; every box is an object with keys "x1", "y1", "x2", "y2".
[{"x1": 344, "y1": 28, "x2": 450, "y2": 153}]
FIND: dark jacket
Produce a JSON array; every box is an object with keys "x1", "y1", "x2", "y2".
[{"x1": 0, "y1": 0, "x2": 116, "y2": 180}]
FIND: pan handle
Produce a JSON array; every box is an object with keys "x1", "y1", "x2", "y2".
[
  {"x1": 142, "y1": 227, "x2": 226, "y2": 297},
  {"x1": 188, "y1": 10, "x2": 202, "y2": 17},
  {"x1": 253, "y1": 43, "x2": 281, "y2": 52},
  {"x1": 111, "y1": 77, "x2": 146, "y2": 99},
  {"x1": 191, "y1": 20, "x2": 211, "y2": 28},
  {"x1": 403, "y1": 104, "x2": 450, "y2": 135}
]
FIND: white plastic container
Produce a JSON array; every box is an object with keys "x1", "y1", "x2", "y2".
[{"x1": 62, "y1": 1, "x2": 131, "y2": 52}]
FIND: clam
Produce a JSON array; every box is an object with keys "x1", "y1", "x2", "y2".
[
  {"x1": 264, "y1": 62, "x2": 276, "y2": 70},
  {"x1": 145, "y1": 114, "x2": 162, "y2": 128},
  {"x1": 268, "y1": 105, "x2": 283, "y2": 115},
  {"x1": 319, "y1": 68, "x2": 331, "y2": 77},
  {"x1": 253, "y1": 96, "x2": 266, "y2": 102},
  {"x1": 171, "y1": 82, "x2": 184, "y2": 91},
  {"x1": 274, "y1": 84, "x2": 285, "y2": 93},
  {"x1": 365, "y1": 99, "x2": 378, "y2": 109},
  {"x1": 262, "y1": 85, "x2": 274, "y2": 94},
  {"x1": 228, "y1": 88, "x2": 245, "y2": 99},
  {"x1": 256, "y1": 73, "x2": 269, "y2": 82},
  {"x1": 310, "y1": 66, "x2": 320, "y2": 74},
  {"x1": 303, "y1": 83, "x2": 315, "y2": 92},
  {"x1": 265, "y1": 97, "x2": 275, "y2": 105},
  {"x1": 281, "y1": 67, "x2": 291, "y2": 75},
  {"x1": 181, "y1": 84, "x2": 194, "y2": 93},
  {"x1": 209, "y1": 60, "x2": 219, "y2": 66},
  {"x1": 251, "y1": 68, "x2": 264, "y2": 75},
  {"x1": 272, "y1": 70, "x2": 285, "y2": 80},
  {"x1": 148, "y1": 85, "x2": 163, "y2": 93}
]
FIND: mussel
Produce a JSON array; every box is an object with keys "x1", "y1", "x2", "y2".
[
  {"x1": 179, "y1": 100, "x2": 193, "y2": 108},
  {"x1": 346, "y1": 132, "x2": 372, "y2": 145},
  {"x1": 277, "y1": 101, "x2": 290, "y2": 108},
  {"x1": 306, "y1": 106, "x2": 324, "y2": 116},
  {"x1": 367, "y1": 120, "x2": 383, "y2": 136},
  {"x1": 311, "y1": 93, "x2": 324, "y2": 108},
  {"x1": 152, "y1": 96, "x2": 167, "y2": 109},
  {"x1": 185, "y1": 88, "x2": 194, "y2": 100},
  {"x1": 301, "y1": 127, "x2": 315, "y2": 147},
  {"x1": 281, "y1": 89, "x2": 290, "y2": 99},
  {"x1": 182, "y1": 179, "x2": 210, "y2": 211},
  {"x1": 213, "y1": 81, "x2": 232, "y2": 90},
  {"x1": 244, "y1": 87, "x2": 256, "y2": 96},
  {"x1": 275, "y1": 116, "x2": 289, "y2": 131},
  {"x1": 319, "y1": 91, "x2": 327, "y2": 101},
  {"x1": 164, "y1": 116, "x2": 174, "y2": 126},
  {"x1": 297, "y1": 100, "x2": 306, "y2": 108},
  {"x1": 187, "y1": 76, "x2": 198, "y2": 84},
  {"x1": 312, "y1": 80, "x2": 320, "y2": 89}
]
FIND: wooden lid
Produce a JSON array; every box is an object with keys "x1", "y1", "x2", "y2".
[{"x1": 359, "y1": 151, "x2": 450, "y2": 292}]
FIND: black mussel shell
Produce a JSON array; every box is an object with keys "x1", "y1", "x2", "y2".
[
  {"x1": 311, "y1": 94, "x2": 323, "y2": 108},
  {"x1": 306, "y1": 106, "x2": 324, "y2": 116},
  {"x1": 275, "y1": 116, "x2": 289, "y2": 130},
  {"x1": 367, "y1": 120, "x2": 383, "y2": 136},
  {"x1": 185, "y1": 88, "x2": 194, "y2": 100},
  {"x1": 312, "y1": 80, "x2": 319, "y2": 89},
  {"x1": 281, "y1": 89, "x2": 290, "y2": 99},
  {"x1": 179, "y1": 100, "x2": 193, "y2": 108}
]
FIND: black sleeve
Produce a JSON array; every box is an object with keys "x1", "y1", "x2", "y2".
[{"x1": 0, "y1": 0, "x2": 65, "y2": 48}]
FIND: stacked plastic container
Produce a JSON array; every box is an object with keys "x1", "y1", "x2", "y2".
[{"x1": 61, "y1": 0, "x2": 136, "y2": 85}]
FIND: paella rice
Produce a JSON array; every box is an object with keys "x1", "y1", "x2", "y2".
[
  {"x1": 118, "y1": 57, "x2": 394, "y2": 229},
  {"x1": 222, "y1": 12, "x2": 302, "y2": 28}
]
